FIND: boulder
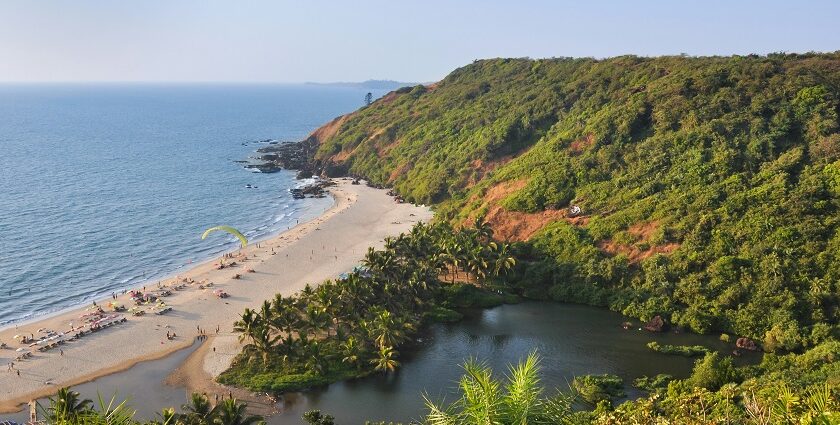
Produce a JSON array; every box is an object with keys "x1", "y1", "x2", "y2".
[{"x1": 643, "y1": 315, "x2": 666, "y2": 332}]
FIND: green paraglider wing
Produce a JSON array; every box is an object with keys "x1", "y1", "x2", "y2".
[{"x1": 201, "y1": 225, "x2": 248, "y2": 248}]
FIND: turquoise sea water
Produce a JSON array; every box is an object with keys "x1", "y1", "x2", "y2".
[{"x1": 0, "y1": 84, "x2": 382, "y2": 326}]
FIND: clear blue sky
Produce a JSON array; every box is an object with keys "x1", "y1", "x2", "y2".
[{"x1": 1, "y1": 0, "x2": 838, "y2": 83}]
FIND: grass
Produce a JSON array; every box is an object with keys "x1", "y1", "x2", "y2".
[{"x1": 646, "y1": 341, "x2": 711, "y2": 357}]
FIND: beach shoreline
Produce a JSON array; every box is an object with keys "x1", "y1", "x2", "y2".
[
  {"x1": 0, "y1": 179, "x2": 433, "y2": 412},
  {"x1": 0, "y1": 181, "x2": 329, "y2": 333}
]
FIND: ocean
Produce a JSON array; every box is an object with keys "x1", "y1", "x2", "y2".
[{"x1": 0, "y1": 83, "x2": 382, "y2": 326}]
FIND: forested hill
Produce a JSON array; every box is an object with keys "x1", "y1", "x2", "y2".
[{"x1": 310, "y1": 53, "x2": 840, "y2": 346}]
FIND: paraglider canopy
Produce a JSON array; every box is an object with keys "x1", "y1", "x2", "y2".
[{"x1": 201, "y1": 225, "x2": 248, "y2": 248}]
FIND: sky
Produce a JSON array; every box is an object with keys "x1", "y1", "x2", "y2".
[{"x1": 1, "y1": 0, "x2": 839, "y2": 83}]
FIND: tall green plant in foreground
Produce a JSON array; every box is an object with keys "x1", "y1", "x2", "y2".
[
  {"x1": 415, "y1": 351, "x2": 839, "y2": 425},
  {"x1": 424, "y1": 353, "x2": 576, "y2": 424}
]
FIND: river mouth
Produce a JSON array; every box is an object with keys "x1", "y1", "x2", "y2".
[{"x1": 3, "y1": 302, "x2": 760, "y2": 424}]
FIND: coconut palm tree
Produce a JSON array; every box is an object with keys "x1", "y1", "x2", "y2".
[
  {"x1": 473, "y1": 217, "x2": 495, "y2": 242},
  {"x1": 369, "y1": 309, "x2": 409, "y2": 349},
  {"x1": 467, "y1": 246, "x2": 490, "y2": 283},
  {"x1": 233, "y1": 308, "x2": 260, "y2": 345},
  {"x1": 303, "y1": 340, "x2": 330, "y2": 374},
  {"x1": 270, "y1": 294, "x2": 301, "y2": 335},
  {"x1": 45, "y1": 387, "x2": 93, "y2": 422},
  {"x1": 493, "y1": 243, "x2": 517, "y2": 278},
  {"x1": 340, "y1": 336, "x2": 364, "y2": 369},
  {"x1": 211, "y1": 399, "x2": 265, "y2": 425},
  {"x1": 86, "y1": 393, "x2": 137, "y2": 425},
  {"x1": 371, "y1": 345, "x2": 400, "y2": 373},
  {"x1": 249, "y1": 324, "x2": 277, "y2": 366},
  {"x1": 180, "y1": 393, "x2": 214, "y2": 425}
]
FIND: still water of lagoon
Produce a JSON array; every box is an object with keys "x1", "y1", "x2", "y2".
[{"x1": 6, "y1": 302, "x2": 759, "y2": 424}]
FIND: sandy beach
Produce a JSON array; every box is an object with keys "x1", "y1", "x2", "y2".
[{"x1": 0, "y1": 179, "x2": 433, "y2": 412}]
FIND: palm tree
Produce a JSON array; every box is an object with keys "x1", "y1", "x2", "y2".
[
  {"x1": 370, "y1": 309, "x2": 409, "y2": 349},
  {"x1": 233, "y1": 308, "x2": 260, "y2": 345},
  {"x1": 493, "y1": 243, "x2": 517, "y2": 278},
  {"x1": 271, "y1": 294, "x2": 301, "y2": 335},
  {"x1": 181, "y1": 393, "x2": 214, "y2": 425},
  {"x1": 303, "y1": 339, "x2": 330, "y2": 374},
  {"x1": 443, "y1": 242, "x2": 464, "y2": 283},
  {"x1": 424, "y1": 353, "x2": 574, "y2": 424},
  {"x1": 211, "y1": 399, "x2": 264, "y2": 425},
  {"x1": 371, "y1": 345, "x2": 400, "y2": 373},
  {"x1": 249, "y1": 324, "x2": 277, "y2": 366},
  {"x1": 340, "y1": 336, "x2": 364, "y2": 369},
  {"x1": 155, "y1": 407, "x2": 178, "y2": 425},
  {"x1": 467, "y1": 245, "x2": 490, "y2": 283},
  {"x1": 473, "y1": 217, "x2": 495, "y2": 242},
  {"x1": 86, "y1": 393, "x2": 137, "y2": 425},
  {"x1": 45, "y1": 387, "x2": 93, "y2": 421}
]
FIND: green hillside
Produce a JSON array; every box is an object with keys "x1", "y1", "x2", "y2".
[{"x1": 311, "y1": 53, "x2": 840, "y2": 348}]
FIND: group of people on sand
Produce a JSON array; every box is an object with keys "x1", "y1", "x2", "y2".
[{"x1": 195, "y1": 324, "x2": 220, "y2": 341}]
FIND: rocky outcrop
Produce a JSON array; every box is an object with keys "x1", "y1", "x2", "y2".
[
  {"x1": 242, "y1": 114, "x2": 354, "y2": 178},
  {"x1": 246, "y1": 135, "x2": 321, "y2": 176},
  {"x1": 289, "y1": 179, "x2": 336, "y2": 199},
  {"x1": 643, "y1": 315, "x2": 666, "y2": 332}
]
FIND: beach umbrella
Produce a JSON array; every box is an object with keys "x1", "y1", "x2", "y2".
[{"x1": 201, "y1": 225, "x2": 248, "y2": 248}]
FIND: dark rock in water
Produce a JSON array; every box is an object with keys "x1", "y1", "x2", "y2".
[
  {"x1": 643, "y1": 315, "x2": 666, "y2": 332},
  {"x1": 735, "y1": 337, "x2": 759, "y2": 351},
  {"x1": 289, "y1": 179, "x2": 336, "y2": 199},
  {"x1": 252, "y1": 137, "x2": 322, "y2": 179},
  {"x1": 244, "y1": 163, "x2": 283, "y2": 173}
]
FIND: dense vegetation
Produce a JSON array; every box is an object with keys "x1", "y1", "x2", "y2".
[
  {"x1": 646, "y1": 341, "x2": 711, "y2": 357},
  {"x1": 37, "y1": 388, "x2": 263, "y2": 425},
  {"x1": 218, "y1": 221, "x2": 516, "y2": 392},
  {"x1": 311, "y1": 53, "x2": 840, "y2": 348},
  {"x1": 419, "y1": 351, "x2": 840, "y2": 424}
]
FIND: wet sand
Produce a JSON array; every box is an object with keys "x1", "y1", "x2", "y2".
[{"x1": 0, "y1": 179, "x2": 433, "y2": 412}]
